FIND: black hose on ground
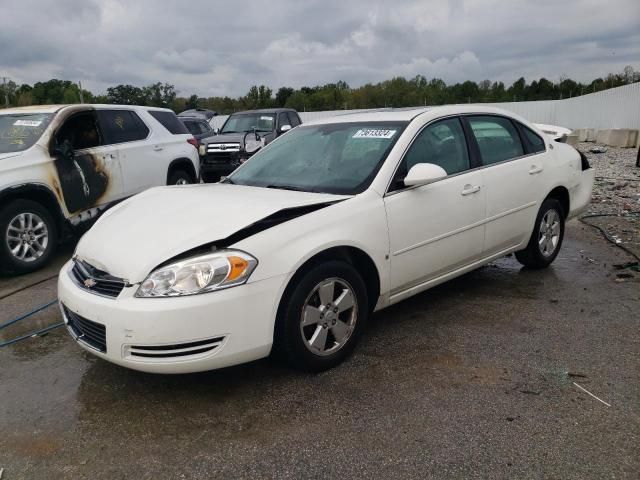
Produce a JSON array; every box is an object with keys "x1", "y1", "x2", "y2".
[{"x1": 579, "y1": 213, "x2": 640, "y2": 263}]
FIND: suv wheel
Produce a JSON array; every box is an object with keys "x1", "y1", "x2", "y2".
[
  {"x1": 275, "y1": 261, "x2": 368, "y2": 372},
  {"x1": 168, "y1": 169, "x2": 193, "y2": 185},
  {"x1": 515, "y1": 198, "x2": 565, "y2": 269},
  {"x1": 0, "y1": 199, "x2": 58, "y2": 274}
]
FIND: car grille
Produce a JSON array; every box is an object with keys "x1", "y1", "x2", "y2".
[
  {"x1": 204, "y1": 143, "x2": 241, "y2": 166},
  {"x1": 63, "y1": 305, "x2": 107, "y2": 353},
  {"x1": 204, "y1": 151, "x2": 239, "y2": 166},
  {"x1": 70, "y1": 259, "x2": 126, "y2": 299},
  {"x1": 125, "y1": 336, "x2": 226, "y2": 360}
]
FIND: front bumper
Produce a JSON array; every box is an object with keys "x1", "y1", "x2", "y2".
[{"x1": 58, "y1": 261, "x2": 287, "y2": 374}]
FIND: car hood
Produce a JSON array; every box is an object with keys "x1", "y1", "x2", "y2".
[
  {"x1": 75, "y1": 184, "x2": 347, "y2": 283},
  {"x1": 0, "y1": 151, "x2": 23, "y2": 161},
  {"x1": 207, "y1": 133, "x2": 245, "y2": 144},
  {"x1": 207, "y1": 132, "x2": 272, "y2": 144}
]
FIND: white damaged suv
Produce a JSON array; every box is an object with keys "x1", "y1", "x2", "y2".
[
  {"x1": 0, "y1": 105, "x2": 200, "y2": 274},
  {"x1": 58, "y1": 106, "x2": 594, "y2": 374}
]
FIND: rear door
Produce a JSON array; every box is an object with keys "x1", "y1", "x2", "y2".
[
  {"x1": 384, "y1": 117, "x2": 486, "y2": 301},
  {"x1": 96, "y1": 109, "x2": 153, "y2": 196},
  {"x1": 464, "y1": 115, "x2": 547, "y2": 255}
]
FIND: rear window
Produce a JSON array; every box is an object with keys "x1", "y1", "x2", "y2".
[
  {"x1": 97, "y1": 110, "x2": 149, "y2": 145},
  {"x1": 0, "y1": 113, "x2": 54, "y2": 153},
  {"x1": 149, "y1": 110, "x2": 189, "y2": 135},
  {"x1": 468, "y1": 116, "x2": 524, "y2": 165},
  {"x1": 520, "y1": 124, "x2": 546, "y2": 153}
]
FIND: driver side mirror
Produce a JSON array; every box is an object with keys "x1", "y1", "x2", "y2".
[
  {"x1": 278, "y1": 124, "x2": 292, "y2": 135},
  {"x1": 403, "y1": 163, "x2": 447, "y2": 187}
]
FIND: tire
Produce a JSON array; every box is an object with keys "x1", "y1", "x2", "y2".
[
  {"x1": 0, "y1": 199, "x2": 58, "y2": 275},
  {"x1": 168, "y1": 169, "x2": 194, "y2": 185},
  {"x1": 274, "y1": 260, "x2": 369, "y2": 372},
  {"x1": 515, "y1": 198, "x2": 565, "y2": 269}
]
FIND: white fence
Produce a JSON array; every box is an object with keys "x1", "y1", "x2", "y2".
[{"x1": 210, "y1": 82, "x2": 640, "y2": 132}]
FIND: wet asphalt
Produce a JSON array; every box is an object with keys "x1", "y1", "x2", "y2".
[{"x1": 0, "y1": 222, "x2": 638, "y2": 480}]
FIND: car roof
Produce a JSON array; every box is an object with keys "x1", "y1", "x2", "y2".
[
  {"x1": 0, "y1": 104, "x2": 175, "y2": 115},
  {"x1": 231, "y1": 108, "x2": 297, "y2": 115},
  {"x1": 302, "y1": 105, "x2": 530, "y2": 126}
]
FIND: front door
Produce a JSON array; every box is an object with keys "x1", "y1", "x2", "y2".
[
  {"x1": 52, "y1": 110, "x2": 123, "y2": 215},
  {"x1": 384, "y1": 117, "x2": 485, "y2": 302}
]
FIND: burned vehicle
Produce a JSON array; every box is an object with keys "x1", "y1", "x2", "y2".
[
  {"x1": 0, "y1": 105, "x2": 200, "y2": 274},
  {"x1": 200, "y1": 108, "x2": 301, "y2": 182}
]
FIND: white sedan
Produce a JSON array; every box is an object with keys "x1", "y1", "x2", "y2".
[{"x1": 58, "y1": 106, "x2": 594, "y2": 373}]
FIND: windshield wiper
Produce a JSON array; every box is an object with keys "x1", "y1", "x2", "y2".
[{"x1": 266, "y1": 184, "x2": 313, "y2": 192}]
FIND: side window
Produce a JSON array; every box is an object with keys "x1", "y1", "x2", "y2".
[
  {"x1": 288, "y1": 112, "x2": 301, "y2": 127},
  {"x1": 468, "y1": 116, "x2": 524, "y2": 165},
  {"x1": 97, "y1": 110, "x2": 149, "y2": 145},
  {"x1": 520, "y1": 124, "x2": 546, "y2": 153},
  {"x1": 199, "y1": 121, "x2": 212, "y2": 133},
  {"x1": 55, "y1": 112, "x2": 101, "y2": 150},
  {"x1": 393, "y1": 117, "x2": 470, "y2": 190},
  {"x1": 149, "y1": 110, "x2": 190, "y2": 135},
  {"x1": 182, "y1": 120, "x2": 199, "y2": 135}
]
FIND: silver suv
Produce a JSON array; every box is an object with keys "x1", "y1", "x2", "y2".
[{"x1": 0, "y1": 104, "x2": 200, "y2": 274}]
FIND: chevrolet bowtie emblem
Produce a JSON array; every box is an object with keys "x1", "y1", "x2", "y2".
[{"x1": 84, "y1": 278, "x2": 97, "y2": 288}]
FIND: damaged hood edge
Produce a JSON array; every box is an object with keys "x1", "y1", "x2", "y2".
[{"x1": 75, "y1": 184, "x2": 349, "y2": 283}]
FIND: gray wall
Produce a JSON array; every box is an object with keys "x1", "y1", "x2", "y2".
[{"x1": 210, "y1": 82, "x2": 640, "y2": 131}]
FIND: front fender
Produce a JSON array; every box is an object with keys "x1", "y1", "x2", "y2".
[{"x1": 233, "y1": 191, "x2": 390, "y2": 300}]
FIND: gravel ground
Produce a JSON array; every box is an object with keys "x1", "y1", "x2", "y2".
[{"x1": 576, "y1": 142, "x2": 640, "y2": 278}]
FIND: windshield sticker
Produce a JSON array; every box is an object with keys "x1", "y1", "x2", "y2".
[
  {"x1": 260, "y1": 116, "x2": 273, "y2": 121},
  {"x1": 13, "y1": 120, "x2": 43, "y2": 127},
  {"x1": 353, "y1": 129, "x2": 396, "y2": 139}
]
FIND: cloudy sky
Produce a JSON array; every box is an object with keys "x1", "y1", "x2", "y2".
[{"x1": 1, "y1": 0, "x2": 639, "y2": 97}]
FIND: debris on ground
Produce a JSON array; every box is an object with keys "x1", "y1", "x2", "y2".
[{"x1": 578, "y1": 142, "x2": 640, "y2": 274}]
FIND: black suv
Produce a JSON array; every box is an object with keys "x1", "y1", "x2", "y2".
[{"x1": 200, "y1": 108, "x2": 302, "y2": 183}]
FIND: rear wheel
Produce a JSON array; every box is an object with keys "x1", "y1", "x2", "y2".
[
  {"x1": 0, "y1": 199, "x2": 58, "y2": 274},
  {"x1": 168, "y1": 169, "x2": 194, "y2": 185},
  {"x1": 275, "y1": 261, "x2": 368, "y2": 372},
  {"x1": 515, "y1": 198, "x2": 565, "y2": 269}
]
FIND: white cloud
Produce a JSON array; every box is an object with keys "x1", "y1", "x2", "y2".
[{"x1": 0, "y1": 0, "x2": 638, "y2": 96}]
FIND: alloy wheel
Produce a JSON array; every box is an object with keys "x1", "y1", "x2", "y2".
[
  {"x1": 300, "y1": 277, "x2": 358, "y2": 356},
  {"x1": 538, "y1": 209, "x2": 561, "y2": 257},
  {"x1": 5, "y1": 212, "x2": 49, "y2": 263}
]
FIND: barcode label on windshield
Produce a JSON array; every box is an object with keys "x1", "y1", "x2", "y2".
[
  {"x1": 353, "y1": 129, "x2": 396, "y2": 139},
  {"x1": 13, "y1": 120, "x2": 42, "y2": 127}
]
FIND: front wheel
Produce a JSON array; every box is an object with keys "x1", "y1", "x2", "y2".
[
  {"x1": 275, "y1": 261, "x2": 369, "y2": 372},
  {"x1": 0, "y1": 199, "x2": 58, "y2": 274},
  {"x1": 515, "y1": 198, "x2": 565, "y2": 269},
  {"x1": 168, "y1": 169, "x2": 194, "y2": 185}
]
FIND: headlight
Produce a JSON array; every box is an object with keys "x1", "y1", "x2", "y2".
[
  {"x1": 135, "y1": 250, "x2": 257, "y2": 298},
  {"x1": 199, "y1": 144, "x2": 206, "y2": 156}
]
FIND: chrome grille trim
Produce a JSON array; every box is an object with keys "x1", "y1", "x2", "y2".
[{"x1": 70, "y1": 259, "x2": 127, "y2": 299}]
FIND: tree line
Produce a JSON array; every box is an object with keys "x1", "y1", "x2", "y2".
[{"x1": 1, "y1": 65, "x2": 638, "y2": 114}]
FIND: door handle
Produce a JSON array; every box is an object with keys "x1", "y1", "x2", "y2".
[
  {"x1": 529, "y1": 165, "x2": 543, "y2": 175},
  {"x1": 461, "y1": 184, "x2": 481, "y2": 196},
  {"x1": 153, "y1": 145, "x2": 164, "y2": 151}
]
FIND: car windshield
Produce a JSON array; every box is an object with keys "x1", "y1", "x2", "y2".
[
  {"x1": 227, "y1": 122, "x2": 407, "y2": 195},
  {"x1": 0, "y1": 113, "x2": 54, "y2": 154},
  {"x1": 220, "y1": 113, "x2": 275, "y2": 134}
]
